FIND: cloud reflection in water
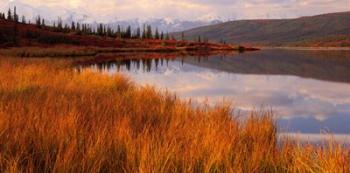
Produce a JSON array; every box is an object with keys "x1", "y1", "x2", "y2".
[{"x1": 81, "y1": 50, "x2": 350, "y2": 135}]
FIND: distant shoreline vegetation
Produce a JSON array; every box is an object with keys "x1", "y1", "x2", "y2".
[
  {"x1": 0, "y1": 7, "x2": 256, "y2": 52},
  {"x1": 0, "y1": 6, "x2": 173, "y2": 40}
]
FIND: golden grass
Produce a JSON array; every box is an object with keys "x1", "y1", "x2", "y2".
[{"x1": 0, "y1": 57, "x2": 349, "y2": 173}]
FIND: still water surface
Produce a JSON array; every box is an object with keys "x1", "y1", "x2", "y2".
[{"x1": 78, "y1": 49, "x2": 350, "y2": 141}]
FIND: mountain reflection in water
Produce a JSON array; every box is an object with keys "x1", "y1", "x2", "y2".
[{"x1": 77, "y1": 49, "x2": 350, "y2": 136}]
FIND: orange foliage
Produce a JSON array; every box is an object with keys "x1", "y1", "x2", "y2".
[{"x1": 0, "y1": 57, "x2": 349, "y2": 172}]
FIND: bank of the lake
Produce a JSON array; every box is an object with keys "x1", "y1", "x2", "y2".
[
  {"x1": 0, "y1": 55, "x2": 349, "y2": 172},
  {"x1": 78, "y1": 49, "x2": 350, "y2": 138}
]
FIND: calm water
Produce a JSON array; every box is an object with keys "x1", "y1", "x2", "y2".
[{"x1": 78, "y1": 49, "x2": 350, "y2": 141}]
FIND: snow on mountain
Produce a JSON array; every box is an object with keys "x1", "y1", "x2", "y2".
[
  {"x1": 104, "y1": 18, "x2": 222, "y2": 32},
  {"x1": 3, "y1": 2, "x2": 222, "y2": 32}
]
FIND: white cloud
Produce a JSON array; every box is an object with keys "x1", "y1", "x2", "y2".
[{"x1": 0, "y1": 0, "x2": 349, "y2": 21}]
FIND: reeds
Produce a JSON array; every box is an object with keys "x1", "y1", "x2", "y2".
[{"x1": 0, "y1": 57, "x2": 349, "y2": 172}]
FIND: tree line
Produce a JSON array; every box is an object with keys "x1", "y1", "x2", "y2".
[
  {"x1": 0, "y1": 7, "x2": 218, "y2": 45},
  {"x1": 0, "y1": 7, "x2": 176, "y2": 40}
]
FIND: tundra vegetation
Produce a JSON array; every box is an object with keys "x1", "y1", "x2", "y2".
[
  {"x1": 0, "y1": 57, "x2": 349, "y2": 173},
  {"x1": 0, "y1": 7, "x2": 245, "y2": 52},
  {"x1": 0, "y1": 6, "x2": 349, "y2": 173}
]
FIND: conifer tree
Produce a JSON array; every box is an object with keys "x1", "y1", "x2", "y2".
[
  {"x1": 136, "y1": 27, "x2": 141, "y2": 39},
  {"x1": 146, "y1": 25, "x2": 152, "y2": 39},
  {"x1": 76, "y1": 23, "x2": 81, "y2": 33},
  {"x1": 126, "y1": 25, "x2": 131, "y2": 38},
  {"x1": 0, "y1": 13, "x2": 5, "y2": 20},
  {"x1": 7, "y1": 8, "x2": 12, "y2": 21},
  {"x1": 71, "y1": 22, "x2": 76, "y2": 31},
  {"x1": 107, "y1": 27, "x2": 113, "y2": 37},
  {"x1": 41, "y1": 19, "x2": 45, "y2": 27},
  {"x1": 155, "y1": 28, "x2": 160, "y2": 39},
  {"x1": 81, "y1": 24, "x2": 86, "y2": 33},
  {"x1": 97, "y1": 23, "x2": 103, "y2": 36},
  {"x1": 103, "y1": 25, "x2": 107, "y2": 36},
  {"x1": 57, "y1": 18, "x2": 63, "y2": 31},
  {"x1": 21, "y1": 15, "x2": 26, "y2": 24},
  {"x1": 13, "y1": 7, "x2": 18, "y2": 22},
  {"x1": 36, "y1": 16, "x2": 41, "y2": 27},
  {"x1": 64, "y1": 24, "x2": 69, "y2": 33},
  {"x1": 142, "y1": 24, "x2": 146, "y2": 39},
  {"x1": 117, "y1": 25, "x2": 121, "y2": 38},
  {"x1": 160, "y1": 32, "x2": 164, "y2": 40}
]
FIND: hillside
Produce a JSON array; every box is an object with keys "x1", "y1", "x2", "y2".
[
  {"x1": 0, "y1": 19, "x2": 237, "y2": 52},
  {"x1": 173, "y1": 12, "x2": 350, "y2": 47}
]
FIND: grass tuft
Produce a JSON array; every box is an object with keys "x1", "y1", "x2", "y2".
[{"x1": 0, "y1": 57, "x2": 349, "y2": 172}]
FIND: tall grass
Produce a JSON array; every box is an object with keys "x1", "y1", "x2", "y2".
[{"x1": 0, "y1": 57, "x2": 349, "y2": 172}]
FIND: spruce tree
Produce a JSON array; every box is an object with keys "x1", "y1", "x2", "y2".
[
  {"x1": 98, "y1": 23, "x2": 103, "y2": 36},
  {"x1": 0, "y1": 13, "x2": 5, "y2": 20},
  {"x1": 142, "y1": 24, "x2": 146, "y2": 39},
  {"x1": 146, "y1": 25, "x2": 152, "y2": 39},
  {"x1": 126, "y1": 25, "x2": 131, "y2": 38},
  {"x1": 13, "y1": 7, "x2": 18, "y2": 22},
  {"x1": 71, "y1": 22, "x2": 76, "y2": 31},
  {"x1": 21, "y1": 16, "x2": 26, "y2": 24},
  {"x1": 57, "y1": 18, "x2": 63, "y2": 31},
  {"x1": 103, "y1": 25, "x2": 106, "y2": 36},
  {"x1": 136, "y1": 27, "x2": 141, "y2": 39},
  {"x1": 117, "y1": 25, "x2": 121, "y2": 38},
  {"x1": 41, "y1": 19, "x2": 45, "y2": 27},
  {"x1": 160, "y1": 32, "x2": 164, "y2": 40},
  {"x1": 64, "y1": 24, "x2": 69, "y2": 33},
  {"x1": 155, "y1": 28, "x2": 160, "y2": 39},
  {"x1": 7, "y1": 8, "x2": 12, "y2": 21},
  {"x1": 107, "y1": 27, "x2": 113, "y2": 37},
  {"x1": 36, "y1": 16, "x2": 41, "y2": 27},
  {"x1": 76, "y1": 23, "x2": 81, "y2": 32}
]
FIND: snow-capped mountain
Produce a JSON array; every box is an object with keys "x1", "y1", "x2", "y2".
[
  {"x1": 61, "y1": 17, "x2": 222, "y2": 33},
  {"x1": 105, "y1": 18, "x2": 222, "y2": 32},
  {"x1": 4, "y1": 1, "x2": 222, "y2": 32}
]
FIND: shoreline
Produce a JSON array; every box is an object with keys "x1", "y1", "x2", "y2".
[
  {"x1": 0, "y1": 45, "x2": 259, "y2": 58},
  {"x1": 259, "y1": 46, "x2": 350, "y2": 51}
]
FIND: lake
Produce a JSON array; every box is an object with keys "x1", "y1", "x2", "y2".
[{"x1": 78, "y1": 49, "x2": 350, "y2": 142}]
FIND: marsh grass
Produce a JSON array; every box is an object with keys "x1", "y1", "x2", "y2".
[{"x1": 0, "y1": 57, "x2": 349, "y2": 172}]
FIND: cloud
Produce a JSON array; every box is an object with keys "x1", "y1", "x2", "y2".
[{"x1": 0, "y1": 0, "x2": 349, "y2": 21}]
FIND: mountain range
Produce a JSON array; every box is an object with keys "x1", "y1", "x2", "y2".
[
  {"x1": 173, "y1": 12, "x2": 350, "y2": 47},
  {"x1": 4, "y1": 1, "x2": 222, "y2": 32}
]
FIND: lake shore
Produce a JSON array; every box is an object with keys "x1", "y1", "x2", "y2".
[
  {"x1": 0, "y1": 45, "x2": 258, "y2": 58},
  {"x1": 0, "y1": 56, "x2": 349, "y2": 172},
  {"x1": 259, "y1": 46, "x2": 350, "y2": 51}
]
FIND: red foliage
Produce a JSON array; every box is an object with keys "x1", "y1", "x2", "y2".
[{"x1": 0, "y1": 19, "x2": 235, "y2": 50}]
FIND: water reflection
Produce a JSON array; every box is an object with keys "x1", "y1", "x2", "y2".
[{"x1": 77, "y1": 49, "x2": 350, "y2": 136}]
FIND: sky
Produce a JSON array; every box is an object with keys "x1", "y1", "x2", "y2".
[{"x1": 1, "y1": 0, "x2": 350, "y2": 22}]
